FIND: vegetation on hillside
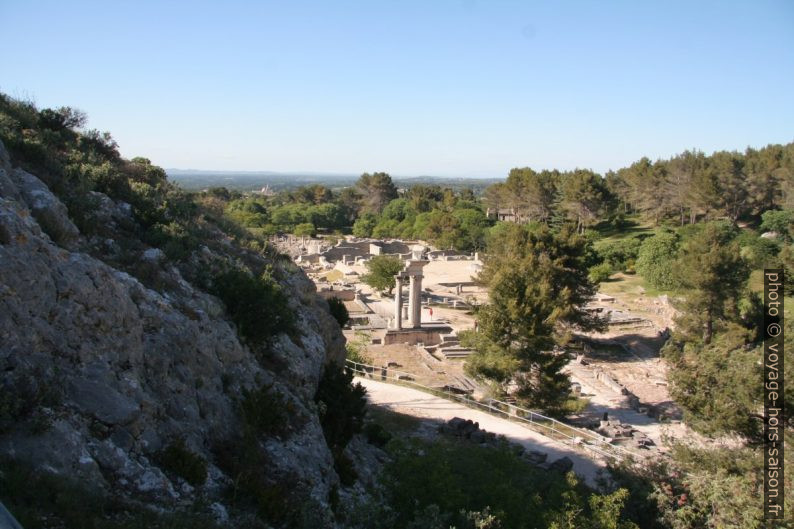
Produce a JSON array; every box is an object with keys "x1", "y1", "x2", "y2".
[
  {"x1": 344, "y1": 434, "x2": 638, "y2": 529},
  {"x1": 0, "y1": 93, "x2": 367, "y2": 528},
  {"x1": 315, "y1": 365, "x2": 368, "y2": 485}
]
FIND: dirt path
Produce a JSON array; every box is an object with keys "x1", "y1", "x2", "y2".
[{"x1": 356, "y1": 377, "x2": 607, "y2": 486}]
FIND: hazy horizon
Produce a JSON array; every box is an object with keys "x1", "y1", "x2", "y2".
[
  {"x1": 164, "y1": 134, "x2": 794, "y2": 180},
  {"x1": 166, "y1": 167, "x2": 499, "y2": 179}
]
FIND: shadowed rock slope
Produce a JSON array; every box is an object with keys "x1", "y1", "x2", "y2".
[{"x1": 0, "y1": 138, "x2": 347, "y2": 526}]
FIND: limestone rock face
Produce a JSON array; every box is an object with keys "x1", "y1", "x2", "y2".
[
  {"x1": 0, "y1": 150, "x2": 79, "y2": 248},
  {"x1": 0, "y1": 140, "x2": 346, "y2": 522}
]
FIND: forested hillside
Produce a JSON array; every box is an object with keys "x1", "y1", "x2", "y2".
[
  {"x1": 205, "y1": 141, "x2": 794, "y2": 260},
  {"x1": 486, "y1": 145, "x2": 794, "y2": 229}
]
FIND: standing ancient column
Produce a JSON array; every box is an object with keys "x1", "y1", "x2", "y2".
[
  {"x1": 393, "y1": 277, "x2": 403, "y2": 330},
  {"x1": 407, "y1": 274, "x2": 416, "y2": 328},
  {"x1": 409, "y1": 273, "x2": 423, "y2": 328}
]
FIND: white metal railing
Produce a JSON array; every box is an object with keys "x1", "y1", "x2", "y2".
[{"x1": 346, "y1": 359, "x2": 638, "y2": 464}]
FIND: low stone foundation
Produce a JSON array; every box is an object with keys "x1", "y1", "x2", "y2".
[
  {"x1": 383, "y1": 325, "x2": 453, "y2": 346},
  {"x1": 317, "y1": 288, "x2": 356, "y2": 301}
]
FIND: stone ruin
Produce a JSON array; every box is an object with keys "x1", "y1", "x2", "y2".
[
  {"x1": 596, "y1": 416, "x2": 655, "y2": 450},
  {"x1": 319, "y1": 239, "x2": 415, "y2": 265},
  {"x1": 439, "y1": 417, "x2": 574, "y2": 473},
  {"x1": 391, "y1": 258, "x2": 428, "y2": 330}
]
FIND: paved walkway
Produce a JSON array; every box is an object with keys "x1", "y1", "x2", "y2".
[{"x1": 356, "y1": 377, "x2": 607, "y2": 485}]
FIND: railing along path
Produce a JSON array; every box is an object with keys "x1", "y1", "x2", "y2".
[{"x1": 346, "y1": 359, "x2": 638, "y2": 464}]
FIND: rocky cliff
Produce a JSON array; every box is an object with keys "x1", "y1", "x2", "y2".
[{"x1": 0, "y1": 139, "x2": 347, "y2": 526}]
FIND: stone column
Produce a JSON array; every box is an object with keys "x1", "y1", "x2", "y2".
[
  {"x1": 409, "y1": 274, "x2": 423, "y2": 328},
  {"x1": 393, "y1": 277, "x2": 403, "y2": 330}
]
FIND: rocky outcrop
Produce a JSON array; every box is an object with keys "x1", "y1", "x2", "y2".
[
  {"x1": 0, "y1": 140, "x2": 346, "y2": 524},
  {"x1": 0, "y1": 148, "x2": 79, "y2": 249}
]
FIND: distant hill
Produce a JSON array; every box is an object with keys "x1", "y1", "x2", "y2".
[{"x1": 167, "y1": 169, "x2": 501, "y2": 193}]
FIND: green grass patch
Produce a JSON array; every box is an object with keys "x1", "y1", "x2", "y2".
[
  {"x1": 748, "y1": 268, "x2": 765, "y2": 293},
  {"x1": 322, "y1": 269, "x2": 344, "y2": 282},
  {"x1": 592, "y1": 216, "x2": 656, "y2": 249},
  {"x1": 597, "y1": 272, "x2": 668, "y2": 298}
]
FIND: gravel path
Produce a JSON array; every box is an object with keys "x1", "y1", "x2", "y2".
[{"x1": 356, "y1": 377, "x2": 607, "y2": 486}]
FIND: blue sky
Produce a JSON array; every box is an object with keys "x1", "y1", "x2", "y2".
[{"x1": 1, "y1": 1, "x2": 792, "y2": 177}]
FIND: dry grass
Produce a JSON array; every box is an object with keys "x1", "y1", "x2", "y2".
[{"x1": 322, "y1": 269, "x2": 344, "y2": 282}]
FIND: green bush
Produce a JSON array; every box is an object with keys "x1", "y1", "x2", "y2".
[
  {"x1": 315, "y1": 365, "x2": 367, "y2": 483},
  {"x1": 352, "y1": 214, "x2": 378, "y2": 237},
  {"x1": 213, "y1": 436, "x2": 319, "y2": 526},
  {"x1": 588, "y1": 262, "x2": 613, "y2": 284},
  {"x1": 363, "y1": 422, "x2": 392, "y2": 448},
  {"x1": 372, "y1": 218, "x2": 400, "y2": 239},
  {"x1": 225, "y1": 197, "x2": 270, "y2": 227},
  {"x1": 596, "y1": 237, "x2": 643, "y2": 271},
  {"x1": 327, "y1": 296, "x2": 350, "y2": 327},
  {"x1": 361, "y1": 255, "x2": 403, "y2": 294},
  {"x1": 736, "y1": 231, "x2": 780, "y2": 269},
  {"x1": 636, "y1": 231, "x2": 682, "y2": 290},
  {"x1": 760, "y1": 209, "x2": 794, "y2": 240},
  {"x1": 778, "y1": 244, "x2": 794, "y2": 295},
  {"x1": 157, "y1": 439, "x2": 208, "y2": 486},
  {"x1": 608, "y1": 436, "x2": 794, "y2": 529},
  {"x1": 209, "y1": 267, "x2": 296, "y2": 347},
  {"x1": 145, "y1": 221, "x2": 198, "y2": 261},
  {"x1": 315, "y1": 366, "x2": 367, "y2": 448},
  {"x1": 240, "y1": 384, "x2": 292, "y2": 437},
  {"x1": 346, "y1": 331, "x2": 373, "y2": 364},
  {"x1": 293, "y1": 222, "x2": 316, "y2": 237}
]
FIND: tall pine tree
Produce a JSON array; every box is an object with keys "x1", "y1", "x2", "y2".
[{"x1": 462, "y1": 223, "x2": 603, "y2": 413}]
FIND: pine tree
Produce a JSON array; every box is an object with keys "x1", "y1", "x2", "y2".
[
  {"x1": 462, "y1": 224, "x2": 603, "y2": 413},
  {"x1": 673, "y1": 222, "x2": 748, "y2": 344}
]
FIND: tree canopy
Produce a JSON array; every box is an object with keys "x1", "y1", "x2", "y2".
[
  {"x1": 462, "y1": 223, "x2": 603, "y2": 413},
  {"x1": 361, "y1": 255, "x2": 404, "y2": 295}
]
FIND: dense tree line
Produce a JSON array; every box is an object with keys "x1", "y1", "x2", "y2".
[
  {"x1": 351, "y1": 184, "x2": 490, "y2": 251},
  {"x1": 485, "y1": 144, "x2": 794, "y2": 231},
  {"x1": 221, "y1": 172, "x2": 492, "y2": 251},
  {"x1": 221, "y1": 142, "x2": 794, "y2": 256}
]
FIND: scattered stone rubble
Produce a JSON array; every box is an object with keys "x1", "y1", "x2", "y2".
[
  {"x1": 439, "y1": 417, "x2": 574, "y2": 474},
  {"x1": 596, "y1": 417, "x2": 655, "y2": 449}
]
